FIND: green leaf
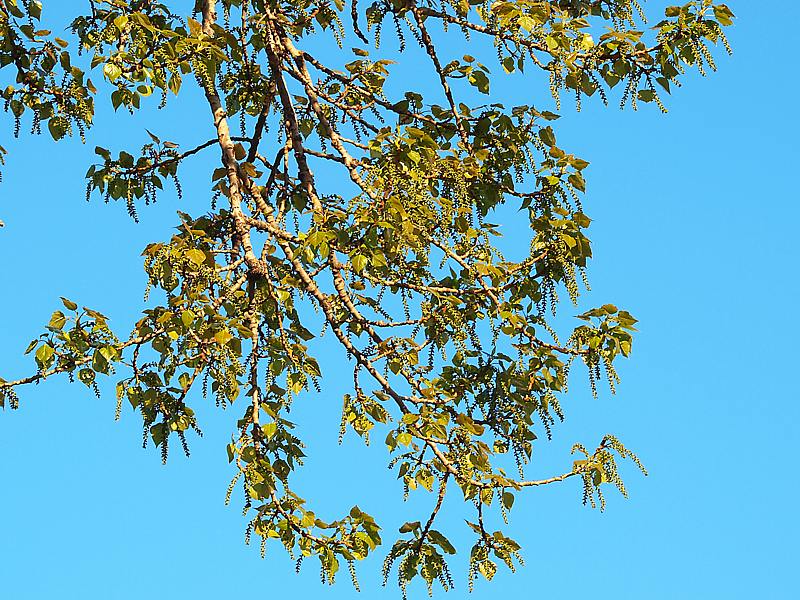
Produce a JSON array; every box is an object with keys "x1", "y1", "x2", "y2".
[
  {"x1": 187, "y1": 17, "x2": 203, "y2": 36},
  {"x1": 185, "y1": 249, "x2": 206, "y2": 265},
  {"x1": 399, "y1": 521, "x2": 420, "y2": 533},
  {"x1": 518, "y1": 16, "x2": 536, "y2": 32},
  {"x1": 60, "y1": 297, "x2": 78, "y2": 311},
  {"x1": 468, "y1": 71, "x2": 490, "y2": 94},
  {"x1": 78, "y1": 368, "x2": 95, "y2": 387},
  {"x1": 168, "y1": 74, "x2": 182, "y2": 95},
  {"x1": 714, "y1": 5, "x2": 735, "y2": 26},
  {"x1": 351, "y1": 254, "x2": 368, "y2": 273},
  {"x1": 48, "y1": 310, "x2": 67, "y2": 330},
  {"x1": 113, "y1": 14, "x2": 128, "y2": 31},
  {"x1": 568, "y1": 172, "x2": 586, "y2": 192},
  {"x1": 261, "y1": 422, "x2": 277, "y2": 439},
  {"x1": 428, "y1": 530, "x2": 456, "y2": 554},
  {"x1": 28, "y1": 1, "x2": 42, "y2": 19},
  {"x1": 92, "y1": 349, "x2": 109, "y2": 374},
  {"x1": 181, "y1": 310, "x2": 196, "y2": 327},
  {"x1": 48, "y1": 118, "x2": 67, "y2": 141},
  {"x1": 103, "y1": 63, "x2": 122, "y2": 82},
  {"x1": 539, "y1": 126, "x2": 556, "y2": 147},
  {"x1": 150, "y1": 423, "x2": 166, "y2": 446},
  {"x1": 35, "y1": 343, "x2": 54, "y2": 368}
]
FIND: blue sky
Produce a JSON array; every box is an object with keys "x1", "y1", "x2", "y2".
[{"x1": 1, "y1": 2, "x2": 797, "y2": 598}]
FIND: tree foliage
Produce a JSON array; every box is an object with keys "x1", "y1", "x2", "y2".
[{"x1": 0, "y1": 0, "x2": 732, "y2": 594}]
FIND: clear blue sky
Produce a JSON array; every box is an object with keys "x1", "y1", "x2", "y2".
[{"x1": 1, "y1": 2, "x2": 797, "y2": 598}]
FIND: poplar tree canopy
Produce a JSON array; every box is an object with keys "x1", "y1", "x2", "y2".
[{"x1": 0, "y1": 0, "x2": 732, "y2": 595}]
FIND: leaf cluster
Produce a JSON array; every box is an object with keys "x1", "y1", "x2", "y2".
[{"x1": 0, "y1": 0, "x2": 733, "y2": 594}]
